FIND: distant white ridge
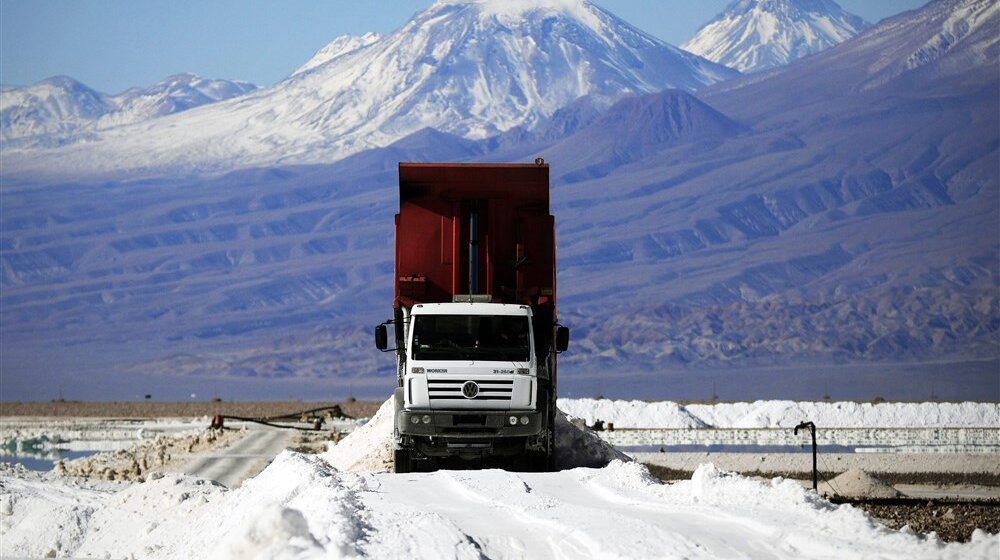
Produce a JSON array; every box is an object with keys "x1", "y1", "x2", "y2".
[{"x1": 0, "y1": 74, "x2": 256, "y2": 143}]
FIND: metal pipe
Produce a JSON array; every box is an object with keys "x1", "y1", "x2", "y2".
[{"x1": 794, "y1": 421, "x2": 817, "y2": 491}]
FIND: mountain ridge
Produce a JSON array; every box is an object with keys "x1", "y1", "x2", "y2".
[
  {"x1": 0, "y1": 73, "x2": 256, "y2": 144},
  {"x1": 681, "y1": 0, "x2": 870, "y2": 73},
  {"x1": 1, "y1": 0, "x2": 737, "y2": 179}
]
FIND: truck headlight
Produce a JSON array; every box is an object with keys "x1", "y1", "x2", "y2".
[
  {"x1": 411, "y1": 416, "x2": 420, "y2": 424},
  {"x1": 508, "y1": 416, "x2": 518, "y2": 426},
  {"x1": 520, "y1": 416, "x2": 529, "y2": 425},
  {"x1": 422, "y1": 415, "x2": 431, "y2": 424}
]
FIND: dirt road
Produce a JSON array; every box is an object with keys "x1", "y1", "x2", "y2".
[{"x1": 182, "y1": 426, "x2": 295, "y2": 487}]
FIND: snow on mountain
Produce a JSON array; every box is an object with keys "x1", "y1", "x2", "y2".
[
  {"x1": 0, "y1": 76, "x2": 113, "y2": 141},
  {"x1": 899, "y1": 0, "x2": 999, "y2": 73},
  {"x1": 705, "y1": 0, "x2": 1000, "y2": 112},
  {"x1": 2, "y1": 0, "x2": 737, "y2": 178},
  {"x1": 0, "y1": 74, "x2": 256, "y2": 143},
  {"x1": 292, "y1": 32, "x2": 381, "y2": 76},
  {"x1": 681, "y1": 0, "x2": 869, "y2": 73},
  {"x1": 108, "y1": 73, "x2": 257, "y2": 125}
]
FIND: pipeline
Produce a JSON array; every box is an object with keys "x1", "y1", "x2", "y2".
[{"x1": 208, "y1": 405, "x2": 350, "y2": 431}]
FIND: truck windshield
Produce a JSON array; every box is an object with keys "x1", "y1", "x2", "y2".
[{"x1": 412, "y1": 315, "x2": 530, "y2": 362}]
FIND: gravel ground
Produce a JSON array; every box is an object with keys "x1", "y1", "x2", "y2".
[
  {"x1": 644, "y1": 463, "x2": 1000, "y2": 543},
  {"x1": 0, "y1": 400, "x2": 382, "y2": 419},
  {"x1": 857, "y1": 501, "x2": 1000, "y2": 543}
]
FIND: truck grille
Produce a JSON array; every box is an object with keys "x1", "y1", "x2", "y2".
[{"x1": 427, "y1": 379, "x2": 513, "y2": 401}]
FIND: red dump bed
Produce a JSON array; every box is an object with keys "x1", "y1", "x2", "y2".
[{"x1": 395, "y1": 163, "x2": 555, "y2": 312}]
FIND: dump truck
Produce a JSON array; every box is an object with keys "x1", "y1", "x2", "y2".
[{"x1": 375, "y1": 161, "x2": 569, "y2": 472}]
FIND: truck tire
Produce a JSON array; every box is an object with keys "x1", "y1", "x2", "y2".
[
  {"x1": 516, "y1": 420, "x2": 555, "y2": 472},
  {"x1": 393, "y1": 448, "x2": 411, "y2": 474},
  {"x1": 542, "y1": 408, "x2": 556, "y2": 472},
  {"x1": 515, "y1": 449, "x2": 547, "y2": 472},
  {"x1": 540, "y1": 441, "x2": 554, "y2": 471},
  {"x1": 539, "y1": 388, "x2": 556, "y2": 472}
]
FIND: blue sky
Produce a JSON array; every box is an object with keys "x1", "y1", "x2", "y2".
[{"x1": 2, "y1": 0, "x2": 929, "y2": 94}]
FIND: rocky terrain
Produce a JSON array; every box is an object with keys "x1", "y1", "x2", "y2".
[{"x1": 860, "y1": 501, "x2": 1000, "y2": 543}]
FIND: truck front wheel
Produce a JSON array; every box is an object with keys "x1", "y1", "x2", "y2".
[
  {"x1": 516, "y1": 449, "x2": 551, "y2": 472},
  {"x1": 393, "y1": 448, "x2": 412, "y2": 474}
]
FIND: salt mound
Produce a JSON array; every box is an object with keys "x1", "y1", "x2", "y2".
[
  {"x1": 320, "y1": 398, "x2": 394, "y2": 472},
  {"x1": 320, "y1": 396, "x2": 628, "y2": 472},
  {"x1": 557, "y1": 398, "x2": 707, "y2": 429},
  {"x1": 593, "y1": 399, "x2": 1000, "y2": 429},
  {"x1": 821, "y1": 468, "x2": 902, "y2": 499},
  {"x1": 553, "y1": 412, "x2": 631, "y2": 469}
]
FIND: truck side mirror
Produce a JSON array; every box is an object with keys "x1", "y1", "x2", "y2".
[
  {"x1": 375, "y1": 324, "x2": 388, "y2": 351},
  {"x1": 555, "y1": 326, "x2": 569, "y2": 352}
]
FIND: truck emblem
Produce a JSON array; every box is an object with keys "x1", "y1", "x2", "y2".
[{"x1": 461, "y1": 381, "x2": 480, "y2": 399}]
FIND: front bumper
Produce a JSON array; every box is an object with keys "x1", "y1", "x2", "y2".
[{"x1": 397, "y1": 409, "x2": 542, "y2": 438}]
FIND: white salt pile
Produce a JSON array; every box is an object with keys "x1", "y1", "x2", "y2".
[
  {"x1": 321, "y1": 398, "x2": 395, "y2": 472},
  {"x1": 820, "y1": 467, "x2": 903, "y2": 499},
  {"x1": 557, "y1": 399, "x2": 708, "y2": 429},
  {"x1": 321, "y1": 397, "x2": 628, "y2": 472},
  {"x1": 558, "y1": 398, "x2": 1000, "y2": 429}
]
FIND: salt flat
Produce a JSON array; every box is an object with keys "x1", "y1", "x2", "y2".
[{"x1": 2, "y1": 398, "x2": 997, "y2": 558}]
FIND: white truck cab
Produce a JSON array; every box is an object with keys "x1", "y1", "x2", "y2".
[
  {"x1": 385, "y1": 300, "x2": 555, "y2": 470},
  {"x1": 403, "y1": 302, "x2": 537, "y2": 411}
]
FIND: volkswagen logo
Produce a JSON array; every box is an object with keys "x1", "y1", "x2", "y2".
[{"x1": 461, "y1": 381, "x2": 480, "y2": 399}]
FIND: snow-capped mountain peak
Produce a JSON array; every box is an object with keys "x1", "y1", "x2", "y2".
[
  {"x1": 681, "y1": 0, "x2": 869, "y2": 73},
  {"x1": 436, "y1": 0, "x2": 603, "y2": 29},
  {"x1": 435, "y1": 0, "x2": 589, "y2": 13},
  {"x1": 0, "y1": 76, "x2": 112, "y2": 140},
  {"x1": 114, "y1": 73, "x2": 256, "y2": 114},
  {"x1": 293, "y1": 32, "x2": 382, "y2": 76}
]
